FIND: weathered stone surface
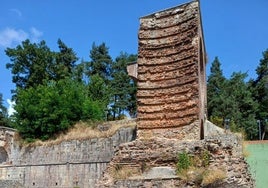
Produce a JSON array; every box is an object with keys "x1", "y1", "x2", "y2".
[
  {"x1": 0, "y1": 1, "x2": 255, "y2": 188},
  {"x1": 98, "y1": 133, "x2": 254, "y2": 188},
  {"x1": 136, "y1": 1, "x2": 207, "y2": 139},
  {"x1": 0, "y1": 180, "x2": 24, "y2": 188},
  {"x1": 137, "y1": 121, "x2": 200, "y2": 140},
  {"x1": 142, "y1": 166, "x2": 177, "y2": 179},
  {"x1": 0, "y1": 127, "x2": 16, "y2": 165},
  {"x1": 0, "y1": 125, "x2": 136, "y2": 188},
  {"x1": 127, "y1": 62, "x2": 138, "y2": 80}
]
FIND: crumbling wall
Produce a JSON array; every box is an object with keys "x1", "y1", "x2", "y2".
[
  {"x1": 0, "y1": 125, "x2": 136, "y2": 188},
  {"x1": 137, "y1": 1, "x2": 206, "y2": 139},
  {"x1": 98, "y1": 133, "x2": 254, "y2": 188},
  {"x1": 0, "y1": 127, "x2": 16, "y2": 165}
]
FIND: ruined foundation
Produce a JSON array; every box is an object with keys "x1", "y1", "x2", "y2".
[{"x1": 0, "y1": 1, "x2": 255, "y2": 188}]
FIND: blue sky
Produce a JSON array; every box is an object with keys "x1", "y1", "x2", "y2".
[{"x1": 0, "y1": 0, "x2": 268, "y2": 111}]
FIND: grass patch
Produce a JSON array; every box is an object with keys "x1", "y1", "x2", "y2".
[
  {"x1": 111, "y1": 164, "x2": 141, "y2": 180},
  {"x1": 176, "y1": 150, "x2": 210, "y2": 173},
  {"x1": 242, "y1": 141, "x2": 250, "y2": 157},
  {"x1": 177, "y1": 167, "x2": 205, "y2": 185},
  {"x1": 202, "y1": 169, "x2": 226, "y2": 186},
  {"x1": 176, "y1": 150, "x2": 226, "y2": 186},
  {"x1": 177, "y1": 151, "x2": 192, "y2": 173}
]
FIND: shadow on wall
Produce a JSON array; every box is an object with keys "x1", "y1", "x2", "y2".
[{"x1": 0, "y1": 147, "x2": 8, "y2": 163}]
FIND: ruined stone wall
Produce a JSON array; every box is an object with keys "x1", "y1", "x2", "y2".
[
  {"x1": 0, "y1": 126, "x2": 136, "y2": 188},
  {"x1": 137, "y1": 1, "x2": 206, "y2": 139},
  {"x1": 0, "y1": 127, "x2": 16, "y2": 164},
  {"x1": 98, "y1": 133, "x2": 254, "y2": 188}
]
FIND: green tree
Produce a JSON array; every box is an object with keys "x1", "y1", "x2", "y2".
[
  {"x1": 0, "y1": 94, "x2": 8, "y2": 127},
  {"x1": 5, "y1": 39, "x2": 107, "y2": 140},
  {"x1": 53, "y1": 39, "x2": 79, "y2": 80},
  {"x1": 88, "y1": 74, "x2": 110, "y2": 108},
  {"x1": 6, "y1": 39, "x2": 55, "y2": 91},
  {"x1": 73, "y1": 59, "x2": 86, "y2": 83},
  {"x1": 110, "y1": 52, "x2": 137, "y2": 119},
  {"x1": 86, "y1": 42, "x2": 112, "y2": 83},
  {"x1": 253, "y1": 49, "x2": 268, "y2": 120},
  {"x1": 5, "y1": 39, "x2": 79, "y2": 98},
  {"x1": 207, "y1": 57, "x2": 227, "y2": 122},
  {"x1": 127, "y1": 81, "x2": 137, "y2": 118},
  {"x1": 83, "y1": 42, "x2": 114, "y2": 118},
  {"x1": 227, "y1": 72, "x2": 258, "y2": 138},
  {"x1": 207, "y1": 57, "x2": 258, "y2": 139},
  {"x1": 13, "y1": 79, "x2": 104, "y2": 140}
]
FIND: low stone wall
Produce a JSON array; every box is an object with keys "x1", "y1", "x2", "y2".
[
  {"x1": 0, "y1": 125, "x2": 136, "y2": 188},
  {"x1": 0, "y1": 162, "x2": 108, "y2": 188},
  {"x1": 204, "y1": 120, "x2": 225, "y2": 137},
  {"x1": 0, "y1": 180, "x2": 24, "y2": 188},
  {"x1": 112, "y1": 179, "x2": 250, "y2": 188}
]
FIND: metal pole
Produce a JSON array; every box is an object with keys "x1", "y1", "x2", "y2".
[
  {"x1": 224, "y1": 119, "x2": 230, "y2": 131},
  {"x1": 257, "y1": 120, "x2": 261, "y2": 140}
]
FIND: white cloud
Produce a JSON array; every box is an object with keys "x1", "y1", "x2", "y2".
[
  {"x1": 7, "y1": 99, "x2": 16, "y2": 117},
  {"x1": 0, "y1": 27, "x2": 28, "y2": 48},
  {"x1": 30, "y1": 27, "x2": 43, "y2": 43},
  {"x1": 0, "y1": 27, "x2": 43, "y2": 48},
  {"x1": 9, "y1": 8, "x2": 22, "y2": 18}
]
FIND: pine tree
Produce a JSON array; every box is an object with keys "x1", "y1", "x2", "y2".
[
  {"x1": 86, "y1": 42, "x2": 112, "y2": 83},
  {"x1": 254, "y1": 49, "x2": 268, "y2": 120},
  {"x1": 6, "y1": 39, "x2": 55, "y2": 91},
  {"x1": 227, "y1": 72, "x2": 258, "y2": 138},
  {"x1": 110, "y1": 52, "x2": 137, "y2": 119},
  {"x1": 0, "y1": 94, "x2": 8, "y2": 127},
  {"x1": 207, "y1": 57, "x2": 227, "y2": 122},
  {"x1": 54, "y1": 39, "x2": 78, "y2": 80},
  {"x1": 207, "y1": 57, "x2": 258, "y2": 139}
]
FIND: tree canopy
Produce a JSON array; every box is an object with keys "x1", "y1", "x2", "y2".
[
  {"x1": 207, "y1": 53, "x2": 267, "y2": 140},
  {"x1": 0, "y1": 93, "x2": 9, "y2": 127},
  {"x1": 4, "y1": 39, "x2": 137, "y2": 140},
  {"x1": 3, "y1": 37, "x2": 267, "y2": 141}
]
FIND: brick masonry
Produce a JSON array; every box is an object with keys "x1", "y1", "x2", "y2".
[
  {"x1": 136, "y1": 1, "x2": 207, "y2": 139},
  {"x1": 97, "y1": 126, "x2": 255, "y2": 188}
]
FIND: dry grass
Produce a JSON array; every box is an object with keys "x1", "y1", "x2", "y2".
[
  {"x1": 111, "y1": 164, "x2": 141, "y2": 180},
  {"x1": 242, "y1": 141, "x2": 250, "y2": 157},
  {"x1": 202, "y1": 168, "x2": 226, "y2": 186},
  {"x1": 177, "y1": 167, "x2": 206, "y2": 184},
  {"x1": 20, "y1": 119, "x2": 136, "y2": 147},
  {"x1": 177, "y1": 167, "x2": 226, "y2": 186}
]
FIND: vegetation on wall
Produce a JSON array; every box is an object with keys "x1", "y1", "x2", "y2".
[
  {"x1": 176, "y1": 150, "x2": 226, "y2": 187},
  {"x1": 4, "y1": 39, "x2": 137, "y2": 140},
  {"x1": 2, "y1": 36, "x2": 267, "y2": 141}
]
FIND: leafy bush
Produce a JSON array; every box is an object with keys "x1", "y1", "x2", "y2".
[
  {"x1": 14, "y1": 79, "x2": 104, "y2": 140},
  {"x1": 176, "y1": 150, "x2": 226, "y2": 186},
  {"x1": 177, "y1": 151, "x2": 192, "y2": 173}
]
